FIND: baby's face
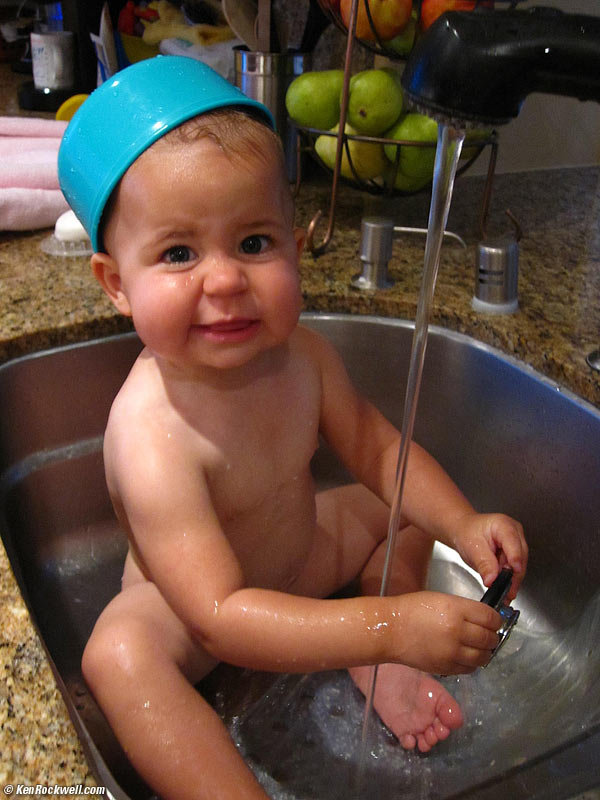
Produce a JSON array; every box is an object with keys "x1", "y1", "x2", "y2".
[{"x1": 101, "y1": 136, "x2": 303, "y2": 374}]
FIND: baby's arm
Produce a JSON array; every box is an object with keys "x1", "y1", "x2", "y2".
[
  {"x1": 311, "y1": 327, "x2": 528, "y2": 599},
  {"x1": 106, "y1": 417, "x2": 500, "y2": 678}
]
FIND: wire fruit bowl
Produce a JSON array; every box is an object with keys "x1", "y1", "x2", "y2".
[
  {"x1": 315, "y1": 0, "x2": 522, "y2": 60},
  {"x1": 296, "y1": 124, "x2": 496, "y2": 197},
  {"x1": 299, "y1": 0, "x2": 518, "y2": 253}
]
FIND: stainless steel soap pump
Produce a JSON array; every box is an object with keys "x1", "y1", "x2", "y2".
[{"x1": 472, "y1": 212, "x2": 523, "y2": 315}]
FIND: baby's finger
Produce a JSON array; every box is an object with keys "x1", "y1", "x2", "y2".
[
  {"x1": 492, "y1": 518, "x2": 528, "y2": 595},
  {"x1": 455, "y1": 644, "x2": 495, "y2": 670},
  {"x1": 468, "y1": 599, "x2": 502, "y2": 632},
  {"x1": 461, "y1": 621, "x2": 500, "y2": 652},
  {"x1": 504, "y1": 530, "x2": 528, "y2": 599}
]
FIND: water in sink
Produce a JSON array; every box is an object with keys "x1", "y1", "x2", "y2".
[{"x1": 199, "y1": 550, "x2": 600, "y2": 800}]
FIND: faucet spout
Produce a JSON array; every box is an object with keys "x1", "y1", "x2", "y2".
[{"x1": 401, "y1": 7, "x2": 600, "y2": 126}]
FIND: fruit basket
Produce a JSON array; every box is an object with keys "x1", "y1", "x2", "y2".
[
  {"x1": 292, "y1": 0, "x2": 518, "y2": 253},
  {"x1": 287, "y1": 64, "x2": 496, "y2": 200},
  {"x1": 295, "y1": 124, "x2": 496, "y2": 197},
  {"x1": 317, "y1": 0, "x2": 420, "y2": 59},
  {"x1": 295, "y1": 121, "x2": 499, "y2": 254},
  {"x1": 315, "y1": 0, "x2": 522, "y2": 60}
]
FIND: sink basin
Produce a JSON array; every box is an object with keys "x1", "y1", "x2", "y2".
[{"x1": 1, "y1": 313, "x2": 598, "y2": 800}]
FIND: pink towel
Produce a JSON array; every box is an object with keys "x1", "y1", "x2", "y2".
[
  {"x1": 0, "y1": 159, "x2": 59, "y2": 190},
  {"x1": 0, "y1": 116, "x2": 68, "y2": 231},
  {"x1": 0, "y1": 137, "x2": 62, "y2": 156},
  {"x1": 0, "y1": 187, "x2": 69, "y2": 231},
  {"x1": 0, "y1": 116, "x2": 67, "y2": 138}
]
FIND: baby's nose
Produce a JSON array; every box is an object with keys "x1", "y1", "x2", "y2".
[{"x1": 202, "y1": 258, "x2": 248, "y2": 296}]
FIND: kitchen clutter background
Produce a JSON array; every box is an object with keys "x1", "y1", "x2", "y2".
[
  {"x1": 0, "y1": 0, "x2": 357, "y2": 233},
  {"x1": 0, "y1": 0, "x2": 599, "y2": 234}
]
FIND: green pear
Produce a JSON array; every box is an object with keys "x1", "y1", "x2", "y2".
[
  {"x1": 315, "y1": 123, "x2": 386, "y2": 181},
  {"x1": 461, "y1": 127, "x2": 493, "y2": 160},
  {"x1": 285, "y1": 70, "x2": 344, "y2": 130},
  {"x1": 384, "y1": 163, "x2": 432, "y2": 192},
  {"x1": 384, "y1": 112, "x2": 438, "y2": 178},
  {"x1": 386, "y1": 11, "x2": 417, "y2": 56},
  {"x1": 347, "y1": 68, "x2": 404, "y2": 136}
]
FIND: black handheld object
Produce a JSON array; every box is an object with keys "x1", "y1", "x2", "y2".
[
  {"x1": 481, "y1": 567, "x2": 513, "y2": 610},
  {"x1": 480, "y1": 568, "x2": 520, "y2": 660}
]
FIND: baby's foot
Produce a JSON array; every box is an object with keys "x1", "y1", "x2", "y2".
[{"x1": 349, "y1": 663, "x2": 463, "y2": 753}]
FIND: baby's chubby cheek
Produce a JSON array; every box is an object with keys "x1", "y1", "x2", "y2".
[
  {"x1": 278, "y1": 270, "x2": 303, "y2": 323},
  {"x1": 126, "y1": 291, "x2": 186, "y2": 347}
]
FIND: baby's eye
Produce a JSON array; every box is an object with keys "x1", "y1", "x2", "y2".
[
  {"x1": 162, "y1": 245, "x2": 195, "y2": 265},
  {"x1": 240, "y1": 235, "x2": 270, "y2": 255}
]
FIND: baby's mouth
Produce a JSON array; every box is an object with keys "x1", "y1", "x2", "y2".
[
  {"x1": 195, "y1": 319, "x2": 260, "y2": 341},
  {"x1": 203, "y1": 319, "x2": 255, "y2": 332}
]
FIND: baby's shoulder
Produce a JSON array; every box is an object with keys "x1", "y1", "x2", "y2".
[
  {"x1": 292, "y1": 323, "x2": 350, "y2": 379},
  {"x1": 107, "y1": 354, "x2": 160, "y2": 424},
  {"x1": 103, "y1": 358, "x2": 182, "y2": 471},
  {"x1": 291, "y1": 323, "x2": 341, "y2": 365}
]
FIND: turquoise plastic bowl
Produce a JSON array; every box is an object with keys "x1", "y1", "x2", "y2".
[{"x1": 58, "y1": 56, "x2": 274, "y2": 252}]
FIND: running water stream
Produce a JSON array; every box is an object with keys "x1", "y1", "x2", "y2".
[{"x1": 356, "y1": 123, "x2": 466, "y2": 793}]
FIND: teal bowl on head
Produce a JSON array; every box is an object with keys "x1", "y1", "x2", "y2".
[{"x1": 58, "y1": 55, "x2": 274, "y2": 253}]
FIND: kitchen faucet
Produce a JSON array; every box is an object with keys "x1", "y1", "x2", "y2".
[
  {"x1": 397, "y1": 4, "x2": 600, "y2": 334},
  {"x1": 401, "y1": 6, "x2": 600, "y2": 126}
]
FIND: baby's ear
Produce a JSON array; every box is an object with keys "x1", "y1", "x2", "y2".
[{"x1": 91, "y1": 252, "x2": 132, "y2": 317}]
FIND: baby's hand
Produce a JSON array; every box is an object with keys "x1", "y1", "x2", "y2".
[
  {"x1": 394, "y1": 591, "x2": 501, "y2": 675},
  {"x1": 452, "y1": 512, "x2": 528, "y2": 601}
]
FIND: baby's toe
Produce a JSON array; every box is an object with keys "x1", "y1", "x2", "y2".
[
  {"x1": 433, "y1": 717, "x2": 451, "y2": 740},
  {"x1": 400, "y1": 732, "x2": 417, "y2": 750},
  {"x1": 438, "y1": 695, "x2": 463, "y2": 731},
  {"x1": 424, "y1": 725, "x2": 439, "y2": 748}
]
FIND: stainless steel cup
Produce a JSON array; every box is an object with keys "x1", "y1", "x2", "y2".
[{"x1": 234, "y1": 48, "x2": 311, "y2": 181}]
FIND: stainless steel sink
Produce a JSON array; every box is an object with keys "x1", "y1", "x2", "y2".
[{"x1": 1, "y1": 313, "x2": 598, "y2": 800}]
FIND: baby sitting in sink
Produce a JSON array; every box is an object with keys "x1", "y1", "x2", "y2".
[{"x1": 58, "y1": 57, "x2": 527, "y2": 800}]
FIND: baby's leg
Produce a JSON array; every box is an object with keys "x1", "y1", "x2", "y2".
[
  {"x1": 289, "y1": 483, "x2": 390, "y2": 599},
  {"x1": 296, "y1": 484, "x2": 463, "y2": 753},
  {"x1": 82, "y1": 581, "x2": 269, "y2": 800},
  {"x1": 349, "y1": 527, "x2": 463, "y2": 752}
]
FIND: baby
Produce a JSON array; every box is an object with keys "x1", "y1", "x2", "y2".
[{"x1": 59, "y1": 57, "x2": 527, "y2": 800}]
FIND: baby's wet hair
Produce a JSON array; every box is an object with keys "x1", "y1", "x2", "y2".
[{"x1": 161, "y1": 108, "x2": 285, "y2": 172}]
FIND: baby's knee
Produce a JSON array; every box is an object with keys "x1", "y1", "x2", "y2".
[
  {"x1": 82, "y1": 613, "x2": 153, "y2": 690},
  {"x1": 82, "y1": 628, "x2": 110, "y2": 692}
]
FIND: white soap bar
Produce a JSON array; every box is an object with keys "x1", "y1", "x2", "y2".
[{"x1": 54, "y1": 210, "x2": 90, "y2": 243}]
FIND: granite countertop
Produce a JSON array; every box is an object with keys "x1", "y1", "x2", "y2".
[
  {"x1": 1, "y1": 166, "x2": 598, "y2": 402},
  {"x1": 1, "y1": 66, "x2": 599, "y2": 790},
  {"x1": 1, "y1": 166, "x2": 599, "y2": 402}
]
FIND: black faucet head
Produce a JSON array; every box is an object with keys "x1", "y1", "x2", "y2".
[{"x1": 401, "y1": 7, "x2": 600, "y2": 127}]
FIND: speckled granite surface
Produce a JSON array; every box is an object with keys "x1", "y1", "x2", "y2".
[
  {"x1": 0, "y1": 65, "x2": 599, "y2": 795},
  {"x1": 293, "y1": 169, "x2": 600, "y2": 409},
  {"x1": 1, "y1": 165, "x2": 599, "y2": 404}
]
